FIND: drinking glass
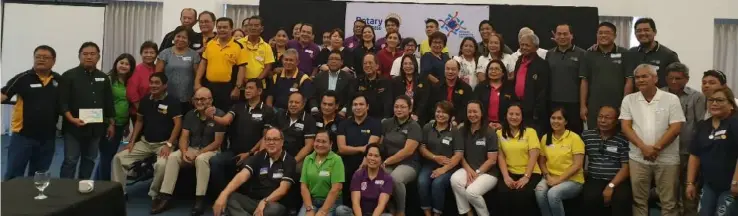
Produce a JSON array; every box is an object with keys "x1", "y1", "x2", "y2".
[{"x1": 33, "y1": 171, "x2": 50, "y2": 200}]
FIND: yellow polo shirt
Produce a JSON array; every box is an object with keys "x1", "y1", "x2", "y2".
[
  {"x1": 540, "y1": 130, "x2": 585, "y2": 184},
  {"x1": 237, "y1": 36, "x2": 275, "y2": 79},
  {"x1": 419, "y1": 39, "x2": 449, "y2": 55},
  {"x1": 202, "y1": 38, "x2": 248, "y2": 82},
  {"x1": 498, "y1": 128, "x2": 542, "y2": 175}
]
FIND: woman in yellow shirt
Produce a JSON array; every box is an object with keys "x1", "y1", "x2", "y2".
[
  {"x1": 497, "y1": 103, "x2": 543, "y2": 216},
  {"x1": 535, "y1": 107, "x2": 585, "y2": 216}
]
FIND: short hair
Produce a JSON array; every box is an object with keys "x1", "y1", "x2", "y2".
[
  {"x1": 518, "y1": 27, "x2": 534, "y2": 38},
  {"x1": 665, "y1": 62, "x2": 690, "y2": 78},
  {"x1": 363, "y1": 143, "x2": 387, "y2": 159},
  {"x1": 478, "y1": 20, "x2": 496, "y2": 31},
  {"x1": 435, "y1": 101, "x2": 454, "y2": 118},
  {"x1": 634, "y1": 17, "x2": 657, "y2": 32},
  {"x1": 330, "y1": 28, "x2": 345, "y2": 39},
  {"x1": 328, "y1": 49, "x2": 343, "y2": 59},
  {"x1": 598, "y1": 22, "x2": 618, "y2": 35},
  {"x1": 385, "y1": 32, "x2": 402, "y2": 41},
  {"x1": 321, "y1": 90, "x2": 339, "y2": 104},
  {"x1": 484, "y1": 59, "x2": 509, "y2": 81},
  {"x1": 363, "y1": 52, "x2": 378, "y2": 64},
  {"x1": 173, "y1": 26, "x2": 198, "y2": 41},
  {"x1": 199, "y1": 11, "x2": 216, "y2": 21},
  {"x1": 301, "y1": 23, "x2": 314, "y2": 32},
  {"x1": 352, "y1": 93, "x2": 369, "y2": 106},
  {"x1": 284, "y1": 48, "x2": 299, "y2": 61},
  {"x1": 400, "y1": 37, "x2": 418, "y2": 50},
  {"x1": 139, "y1": 41, "x2": 159, "y2": 54},
  {"x1": 244, "y1": 78, "x2": 263, "y2": 89},
  {"x1": 425, "y1": 18, "x2": 439, "y2": 27},
  {"x1": 216, "y1": 17, "x2": 234, "y2": 28},
  {"x1": 241, "y1": 17, "x2": 250, "y2": 27},
  {"x1": 265, "y1": 127, "x2": 285, "y2": 139},
  {"x1": 181, "y1": 8, "x2": 197, "y2": 17},
  {"x1": 394, "y1": 94, "x2": 413, "y2": 108},
  {"x1": 232, "y1": 29, "x2": 246, "y2": 36},
  {"x1": 428, "y1": 31, "x2": 447, "y2": 46},
  {"x1": 634, "y1": 63, "x2": 658, "y2": 77},
  {"x1": 556, "y1": 23, "x2": 573, "y2": 33},
  {"x1": 519, "y1": 33, "x2": 540, "y2": 46},
  {"x1": 149, "y1": 72, "x2": 168, "y2": 84},
  {"x1": 447, "y1": 59, "x2": 461, "y2": 70},
  {"x1": 704, "y1": 70, "x2": 728, "y2": 85},
  {"x1": 34, "y1": 45, "x2": 56, "y2": 59},
  {"x1": 288, "y1": 91, "x2": 306, "y2": 103},
  {"x1": 354, "y1": 20, "x2": 366, "y2": 26},
  {"x1": 315, "y1": 129, "x2": 331, "y2": 142},
  {"x1": 78, "y1": 42, "x2": 100, "y2": 54},
  {"x1": 248, "y1": 15, "x2": 263, "y2": 25},
  {"x1": 385, "y1": 17, "x2": 400, "y2": 27}
]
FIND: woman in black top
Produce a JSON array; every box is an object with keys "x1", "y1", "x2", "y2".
[
  {"x1": 316, "y1": 29, "x2": 354, "y2": 73},
  {"x1": 686, "y1": 87, "x2": 738, "y2": 216},
  {"x1": 391, "y1": 54, "x2": 432, "y2": 125},
  {"x1": 353, "y1": 25, "x2": 379, "y2": 77},
  {"x1": 475, "y1": 59, "x2": 518, "y2": 130},
  {"x1": 271, "y1": 29, "x2": 289, "y2": 69}
]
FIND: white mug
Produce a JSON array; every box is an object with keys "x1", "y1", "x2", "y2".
[{"x1": 78, "y1": 180, "x2": 94, "y2": 193}]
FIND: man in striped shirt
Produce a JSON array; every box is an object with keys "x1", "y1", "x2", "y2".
[{"x1": 580, "y1": 106, "x2": 633, "y2": 216}]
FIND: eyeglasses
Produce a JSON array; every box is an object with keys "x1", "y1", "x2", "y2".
[
  {"x1": 708, "y1": 98, "x2": 729, "y2": 104},
  {"x1": 264, "y1": 137, "x2": 282, "y2": 142},
  {"x1": 34, "y1": 55, "x2": 53, "y2": 61}
]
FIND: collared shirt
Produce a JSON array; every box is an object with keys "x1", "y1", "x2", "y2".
[
  {"x1": 498, "y1": 128, "x2": 542, "y2": 175},
  {"x1": 582, "y1": 129, "x2": 630, "y2": 181},
  {"x1": 435, "y1": 79, "x2": 473, "y2": 124},
  {"x1": 268, "y1": 71, "x2": 314, "y2": 110},
  {"x1": 487, "y1": 85, "x2": 501, "y2": 122},
  {"x1": 287, "y1": 40, "x2": 321, "y2": 74},
  {"x1": 242, "y1": 150, "x2": 297, "y2": 200},
  {"x1": 138, "y1": 93, "x2": 182, "y2": 143},
  {"x1": 690, "y1": 116, "x2": 738, "y2": 192},
  {"x1": 350, "y1": 168, "x2": 393, "y2": 214},
  {"x1": 272, "y1": 111, "x2": 317, "y2": 157},
  {"x1": 300, "y1": 151, "x2": 346, "y2": 199},
  {"x1": 381, "y1": 117, "x2": 422, "y2": 169},
  {"x1": 59, "y1": 66, "x2": 115, "y2": 138},
  {"x1": 515, "y1": 56, "x2": 533, "y2": 99},
  {"x1": 540, "y1": 130, "x2": 585, "y2": 183},
  {"x1": 421, "y1": 121, "x2": 462, "y2": 158},
  {"x1": 476, "y1": 53, "x2": 518, "y2": 74},
  {"x1": 344, "y1": 35, "x2": 360, "y2": 49},
  {"x1": 2, "y1": 70, "x2": 61, "y2": 139},
  {"x1": 452, "y1": 55, "x2": 479, "y2": 89},
  {"x1": 511, "y1": 48, "x2": 548, "y2": 60},
  {"x1": 238, "y1": 36, "x2": 276, "y2": 79},
  {"x1": 313, "y1": 113, "x2": 344, "y2": 147},
  {"x1": 159, "y1": 27, "x2": 205, "y2": 52},
  {"x1": 458, "y1": 125, "x2": 498, "y2": 174},
  {"x1": 629, "y1": 42, "x2": 680, "y2": 88},
  {"x1": 127, "y1": 63, "x2": 154, "y2": 113},
  {"x1": 328, "y1": 71, "x2": 339, "y2": 91},
  {"x1": 660, "y1": 86, "x2": 706, "y2": 154},
  {"x1": 546, "y1": 46, "x2": 586, "y2": 103},
  {"x1": 158, "y1": 47, "x2": 201, "y2": 102},
  {"x1": 202, "y1": 38, "x2": 248, "y2": 83},
  {"x1": 183, "y1": 109, "x2": 226, "y2": 148},
  {"x1": 337, "y1": 116, "x2": 382, "y2": 170},
  {"x1": 377, "y1": 48, "x2": 403, "y2": 79},
  {"x1": 579, "y1": 45, "x2": 631, "y2": 128},
  {"x1": 420, "y1": 52, "x2": 450, "y2": 79},
  {"x1": 111, "y1": 80, "x2": 128, "y2": 125},
  {"x1": 390, "y1": 55, "x2": 421, "y2": 77},
  {"x1": 478, "y1": 41, "x2": 514, "y2": 56},
  {"x1": 419, "y1": 39, "x2": 449, "y2": 55},
  {"x1": 355, "y1": 76, "x2": 392, "y2": 119},
  {"x1": 619, "y1": 89, "x2": 686, "y2": 165},
  {"x1": 228, "y1": 101, "x2": 275, "y2": 154}
]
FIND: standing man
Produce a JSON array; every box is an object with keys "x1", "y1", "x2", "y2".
[
  {"x1": 287, "y1": 23, "x2": 321, "y2": 76},
  {"x1": 59, "y1": 42, "x2": 115, "y2": 179},
  {"x1": 546, "y1": 23, "x2": 586, "y2": 134},
  {"x1": 1, "y1": 45, "x2": 61, "y2": 180},
  {"x1": 477, "y1": 20, "x2": 513, "y2": 56},
  {"x1": 159, "y1": 8, "x2": 202, "y2": 52},
  {"x1": 194, "y1": 17, "x2": 247, "y2": 111},
  {"x1": 513, "y1": 33, "x2": 550, "y2": 133},
  {"x1": 660, "y1": 62, "x2": 704, "y2": 216},
  {"x1": 239, "y1": 16, "x2": 274, "y2": 80},
  {"x1": 629, "y1": 18, "x2": 680, "y2": 88},
  {"x1": 420, "y1": 19, "x2": 448, "y2": 55},
  {"x1": 197, "y1": 11, "x2": 218, "y2": 51},
  {"x1": 344, "y1": 20, "x2": 366, "y2": 49},
  {"x1": 310, "y1": 50, "x2": 356, "y2": 117},
  {"x1": 619, "y1": 64, "x2": 685, "y2": 216},
  {"x1": 266, "y1": 49, "x2": 315, "y2": 111},
  {"x1": 376, "y1": 17, "x2": 401, "y2": 49},
  {"x1": 580, "y1": 22, "x2": 633, "y2": 130}
]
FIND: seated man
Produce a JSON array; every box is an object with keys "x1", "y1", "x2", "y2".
[
  {"x1": 271, "y1": 91, "x2": 317, "y2": 169},
  {"x1": 151, "y1": 87, "x2": 226, "y2": 215},
  {"x1": 212, "y1": 127, "x2": 296, "y2": 216},
  {"x1": 111, "y1": 73, "x2": 182, "y2": 199}
]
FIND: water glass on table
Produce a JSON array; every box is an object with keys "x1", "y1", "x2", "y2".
[{"x1": 34, "y1": 170, "x2": 50, "y2": 200}]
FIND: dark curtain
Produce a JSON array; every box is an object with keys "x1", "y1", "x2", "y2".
[
  {"x1": 489, "y1": 5, "x2": 599, "y2": 51},
  {"x1": 259, "y1": 0, "x2": 347, "y2": 44}
]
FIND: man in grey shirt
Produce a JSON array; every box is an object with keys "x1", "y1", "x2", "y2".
[
  {"x1": 157, "y1": 30, "x2": 201, "y2": 112},
  {"x1": 661, "y1": 62, "x2": 704, "y2": 216},
  {"x1": 547, "y1": 23, "x2": 586, "y2": 134}
]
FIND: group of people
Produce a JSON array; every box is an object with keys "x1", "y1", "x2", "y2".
[{"x1": 2, "y1": 6, "x2": 737, "y2": 216}]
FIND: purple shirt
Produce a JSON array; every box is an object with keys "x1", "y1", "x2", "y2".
[
  {"x1": 287, "y1": 40, "x2": 320, "y2": 74},
  {"x1": 350, "y1": 168, "x2": 393, "y2": 214},
  {"x1": 344, "y1": 35, "x2": 360, "y2": 49},
  {"x1": 376, "y1": 37, "x2": 387, "y2": 50}
]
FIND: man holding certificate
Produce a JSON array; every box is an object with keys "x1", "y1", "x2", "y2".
[{"x1": 59, "y1": 42, "x2": 115, "y2": 179}]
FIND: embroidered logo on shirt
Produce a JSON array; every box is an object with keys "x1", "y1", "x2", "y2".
[
  {"x1": 361, "y1": 182, "x2": 367, "y2": 190},
  {"x1": 375, "y1": 180, "x2": 385, "y2": 185},
  {"x1": 418, "y1": 83, "x2": 423, "y2": 88},
  {"x1": 532, "y1": 74, "x2": 538, "y2": 80},
  {"x1": 457, "y1": 89, "x2": 464, "y2": 95}
]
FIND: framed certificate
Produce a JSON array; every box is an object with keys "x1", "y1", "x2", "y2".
[{"x1": 79, "y1": 109, "x2": 103, "y2": 123}]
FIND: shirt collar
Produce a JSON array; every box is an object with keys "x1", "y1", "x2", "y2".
[
  {"x1": 306, "y1": 151, "x2": 338, "y2": 162},
  {"x1": 280, "y1": 70, "x2": 301, "y2": 78},
  {"x1": 638, "y1": 41, "x2": 661, "y2": 53},
  {"x1": 263, "y1": 150, "x2": 288, "y2": 162},
  {"x1": 660, "y1": 86, "x2": 698, "y2": 96},
  {"x1": 597, "y1": 45, "x2": 621, "y2": 55},
  {"x1": 394, "y1": 116, "x2": 410, "y2": 127},
  {"x1": 286, "y1": 110, "x2": 307, "y2": 121},
  {"x1": 247, "y1": 101, "x2": 264, "y2": 111},
  {"x1": 555, "y1": 45, "x2": 576, "y2": 53},
  {"x1": 432, "y1": 121, "x2": 452, "y2": 133},
  {"x1": 551, "y1": 130, "x2": 572, "y2": 142},
  {"x1": 637, "y1": 89, "x2": 664, "y2": 102},
  {"x1": 150, "y1": 93, "x2": 168, "y2": 101}
]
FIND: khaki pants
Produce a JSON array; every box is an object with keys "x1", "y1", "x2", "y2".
[
  {"x1": 630, "y1": 159, "x2": 680, "y2": 216},
  {"x1": 679, "y1": 155, "x2": 700, "y2": 216},
  {"x1": 158, "y1": 147, "x2": 217, "y2": 196},
  {"x1": 111, "y1": 138, "x2": 168, "y2": 197}
]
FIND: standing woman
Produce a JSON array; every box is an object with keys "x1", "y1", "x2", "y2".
[
  {"x1": 535, "y1": 107, "x2": 585, "y2": 216},
  {"x1": 686, "y1": 87, "x2": 738, "y2": 216},
  {"x1": 497, "y1": 103, "x2": 543, "y2": 216},
  {"x1": 156, "y1": 26, "x2": 201, "y2": 112},
  {"x1": 391, "y1": 54, "x2": 431, "y2": 125},
  {"x1": 97, "y1": 53, "x2": 136, "y2": 181},
  {"x1": 420, "y1": 32, "x2": 450, "y2": 85},
  {"x1": 477, "y1": 34, "x2": 517, "y2": 83},
  {"x1": 450, "y1": 101, "x2": 499, "y2": 216},
  {"x1": 353, "y1": 26, "x2": 379, "y2": 77},
  {"x1": 475, "y1": 59, "x2": 518, "y2": 131},
  {"x1": 316, "y1": 29, "x2": 354, "y2": 72},
  {"x1": 380, "y1": 95, "x2": 422, "y2": 216},
  {"x1": 452, "y1": 37, "x2": 480, "y2": 89},
  {"x1": 127, "y1": 41, "x2": 159, "y2": 117},
  {"x1": 232, "y1": 29, "x2": 246, "y2": 41},
  {"x1": 417, "y1": 101, "x2": 463, "y2": 216},
  {"x1": 377, "y1": 32, "x2": 403, "y2": 79},
  {"x1": 271, "y1": 29, "x2": 289, "y2": 69}
]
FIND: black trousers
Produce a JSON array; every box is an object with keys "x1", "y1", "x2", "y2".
[
  {"x1": 581, "y1": 177, "x2": 633, "y2": 216},
  {"x1": 550, "y1": 101, "x2": 583, "y2": 134},
  {"x1": 204, "y1": 80, "x2": 235, "y2": 112},
  {"x1": 498, "y1": 173, "x2": 543, "y2": 216}
]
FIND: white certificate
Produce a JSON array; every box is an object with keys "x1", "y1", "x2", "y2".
[{"x1": 79, "y1": 109, "x2": 103, "y2": 123}]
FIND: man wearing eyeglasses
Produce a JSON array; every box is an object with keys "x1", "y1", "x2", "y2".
[
  {"x1": 238, "y1": 16, "x2": 274, "y2": 80},
  {"x1": 152, "y1": 87, "x2": 226, "y2": 215}
]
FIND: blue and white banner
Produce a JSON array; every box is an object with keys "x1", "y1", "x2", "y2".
[{"x1": 345, "y1": 2, "x2": 489, "y2": 55}]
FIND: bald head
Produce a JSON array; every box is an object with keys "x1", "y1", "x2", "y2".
[
  {"x1": 193, "y1": 87, "x2": 213, "y2": 110},
  {"x1": 195, "y1": 87, "x2": 212, "y2": 98}
]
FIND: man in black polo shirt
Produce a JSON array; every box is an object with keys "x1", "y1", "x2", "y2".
[
  {"x1": 159, "y1": 8, "x2": 203, "y2": 52},
  {"x1": 111, "y1": 73, "x2": 182, "y2": 198},
  {"x1": 271, "y1": 92, "x2": 317, "y2": 168},
  {"x1": 1, "y1": 45, "x2": 61, "y2": 180},
  {"x1": 209, "y1": 78, "x2": 275, "y2": 193},
  {"x1": 212, "y1": 128, "x2": 295, "y2": 216},
  {"x1": 312, "y1": 91, "x2": 344, "y2": 148},
  {"x1": 59, "y1": 42, "x2": 115, "y2": 179},
  {"x1": 547, "y1": 23, "x2": 586, "y2": 134},
  {"x1": 628, "y1": 18, "x2": 680, "y2": 88}
]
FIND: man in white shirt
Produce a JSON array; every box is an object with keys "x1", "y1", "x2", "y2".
[
  {"x1": 619, "y1": 64, "x2": 685, "y2": 216},
  {"x1": 511, "y1": 27, "x2": 547, "y2": 59}
]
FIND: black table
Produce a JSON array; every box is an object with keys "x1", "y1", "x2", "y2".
[{"x1": 1, "y1": 178, "x2": 126, "y2": 216}]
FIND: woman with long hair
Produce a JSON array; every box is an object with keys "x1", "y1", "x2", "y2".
[
  {"x1": 391, "y1": 54, "x2": 432, "y2": 125},
  {"x1": 97, "y1": 53, "x2": 136, "y2": 181},
  {"x1": 271, "y1": 28, "x2": 289, "y2": 68},
  {"x1": 156, "y1": 26, "x2": 200, "y2": 112},
  {"x1": 452, "y1": 37, "x2": 480, "y2": 89},
  {"x1": 474, "y1": 59, "x2": 518, "y2": 131},
  {"x1": 477, "y1": 34, "x2": 517, "y2": 82},
  {"x1": 353, "y1": 26, "x2": 379, "y2": 77}
]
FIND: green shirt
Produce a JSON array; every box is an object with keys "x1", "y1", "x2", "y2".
[
  {"x1": 111, "y1": 79, "x2": 129, "y2": 125},
  {"x1": 300, "y1": 151, "x2": 345, "y2": 199}
]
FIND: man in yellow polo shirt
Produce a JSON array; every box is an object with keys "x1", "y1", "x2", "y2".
[
  {"x1": 237, "y1": 15, "x2": 274, "y2": 80},
  {"x1": 420, "y1": 19, "x2": 448, "y2": 55},
  {"x1": 195, "y1": 17, "x2": 247, "y2": 111}
]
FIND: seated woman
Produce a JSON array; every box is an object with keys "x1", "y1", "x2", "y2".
[
  {"x1": 335, "y1": 143, "x2": 393, "y2": 216},
  {"x1": 417, "y1": 101, "x2": 463, "y2": 216},
  {"x1": 299, "y1": 130, "x2": 345, "y2": 216},
  {"x1": 450, "y1": 101, "x2": 499, "y2": 216},
  {"x1": 535, "y1": 107, "x2": 585, "y2": 216},
  {"x1": 686, "y1": 87, "x2": 738, "y2": 216},
  {"x1": 497, "y1": 103, "x2": 543, "y2": 216}
]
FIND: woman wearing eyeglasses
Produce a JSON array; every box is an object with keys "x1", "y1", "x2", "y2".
[{"x1": 156, "y1": 26, "x2": 201, "y2": 112}]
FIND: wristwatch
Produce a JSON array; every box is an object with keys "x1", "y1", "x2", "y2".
[
  {"x1": 165, "y1": 141, "x2": 172, "y2": 148},
  {"x1": 607, "y1": 183, "x2": 616, "y2": 188},
  {"x1": 475, "y1": 169, "x2": 481, "y2": 174},
  {"x1": 731, "y1": 180, "x2": 738, "y2": 186},
  {"x1": 305, "y1": 206, "x2": 314, "y2": 212}
]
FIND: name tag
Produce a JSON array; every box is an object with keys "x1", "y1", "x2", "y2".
[
  {"x1": 610, "y1": 53, "x2": 622, "y2": 58},
  {"x1": 305, "y1": 50, "x2": 314, "y2": 54},
  {"x1": 95, "y1": 78, "x2": 105, "y2": 82},
  {"x1": 361, "y1": 129, "x2": 371, "y2": 134},
  {"x1": 401, "y1": 129, "x2": 408, "y2": 134},
  {"x1": 715, "y1": 130, "x2": 727, "y2": 136},
  {"x1": 290, "y1": 88, "x2": 298, "y2": 92},
  {"x1": 569, "y1": 56, "x2": 579, "y2": 61},
  {"x1": 606, "y1": 146, "x2": 618, "y2": 153},
  {"x1": 476, "y1": 140, "x2": 486, "y2": 146},
  {"x1": 442, "y1": 139, "x2": 451, "y2": 145},
  {"x1": 252, "y1": 113, "x2": 263, "y2": 118},
  {"x1": 30, "y1": 84, "x2": 42, "y2": 88},
  {"x1": 158, "y1": 104, "x2": 168, "y2": 110},
  {"x1": 295, "y1": 123, "x2": 304, "y2": 130},
  {"x1": 259, "y1": 167, "x2": 269, "y2": 175},
  {"x1": 272, "y1": 172, "x2": 283, "y2": 179},
  {"x1": 316, "y1": 122, "x2": 324, "y2": 127},
  {"x1": 255, "y1": 56, "x2": 264, "y2": 62},
  {"x1": 319, "y1": 170, "x2": 330, "y2": 177}
]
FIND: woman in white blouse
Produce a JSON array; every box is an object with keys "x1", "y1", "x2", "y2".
[
  {"x1": 477, "y1": 33, "x2": 517, "y2": 82},
  {"x1": 452, "y1": 37, "x2": 481, "y2": 89}
]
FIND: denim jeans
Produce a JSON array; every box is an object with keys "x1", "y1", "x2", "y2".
[
  {"x1": 95, "y1": 125, "x2": 125, "y2": 181},
  {"x1": 298, "y1": 198, "x2": 342, "y2": 216},
  {"x1": 417, "y1": 163, "x2": 453, "y2": 214},
  {"x1": 3, "y1": 134, "x2": 55, "y2": 180},
  {"x1": 700, "y1": 184, "x2": 736, "y2": 216},
  {"x1": 60, "y1": 133, "x2": 101, "y2": 179},
  {"x1": 209, "y1": 151, "x2": 236, "y2": 193},
  {"x1": 535, "y1": 179, "x2": 583, "y2": 216}
]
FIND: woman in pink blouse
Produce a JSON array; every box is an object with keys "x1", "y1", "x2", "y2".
[{"x1": 126, "y1": 41, "x2": 158, "y2": 115}]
